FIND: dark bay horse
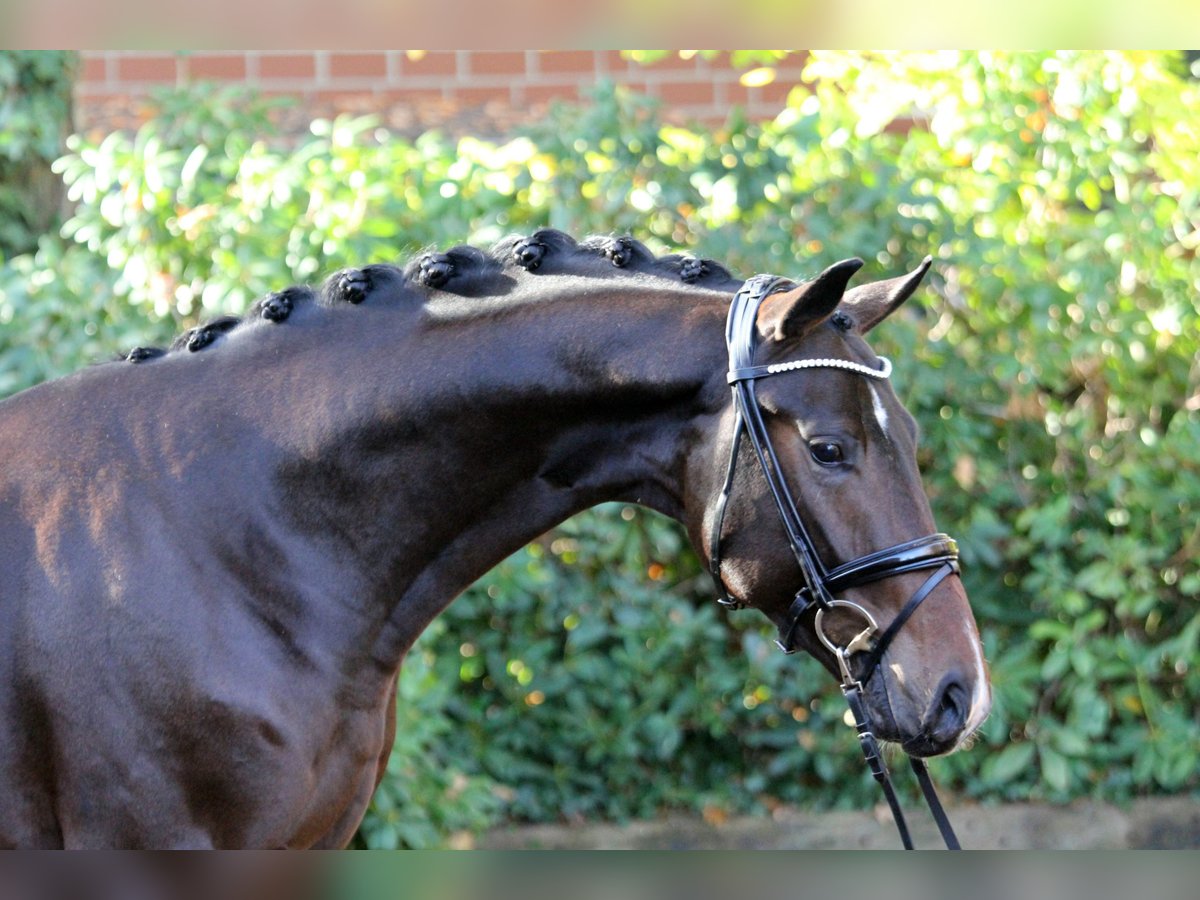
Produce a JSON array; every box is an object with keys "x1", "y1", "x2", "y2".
[{"x1": 0, "y1": 230, "x2": 990, "y2": 848}]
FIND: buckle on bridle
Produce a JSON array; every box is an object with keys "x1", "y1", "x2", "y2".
[{"x1": 814, "y1": 599, "x2": 878, "y2": 687}]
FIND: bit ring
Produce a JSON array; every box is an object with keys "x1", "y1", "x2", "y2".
[{"x1": 814, "y1": 600, "x2": 878, "y2": 685}]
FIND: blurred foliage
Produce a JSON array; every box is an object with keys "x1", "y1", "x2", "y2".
[
  {"x1": 0, "y1": 52, "x2": 1197, "y2": 847},
  {"x1": 623, "y1": 50, "x2": 791, "y2": 88},
  {"x1": 0, "y1": 51, "x2": 76, "y2": 259}
]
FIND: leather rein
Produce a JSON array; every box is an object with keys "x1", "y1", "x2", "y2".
[{"x1": 708, "y1": 275, "x2": 963, "y2": 850}]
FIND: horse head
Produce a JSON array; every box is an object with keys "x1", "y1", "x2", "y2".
[{"x1": 690, "y1": 258, "x2": 990, "y2": 757}]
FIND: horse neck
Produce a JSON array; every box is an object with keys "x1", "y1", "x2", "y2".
[
  {"x1": 265, "y1": 279, "x2": 731, "y2": 657},
  {"x1": 426, "y1": 286, "x2": 728, "y2": 508}
]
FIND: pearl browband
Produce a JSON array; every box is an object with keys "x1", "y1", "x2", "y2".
[{"x1": 727, "y1": 355, "x2": 892, "y2": 385}]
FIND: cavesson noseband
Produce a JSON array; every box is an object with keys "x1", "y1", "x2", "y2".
[{"x1": 709, "y1": 274, "x2": 963, "y2": 850}]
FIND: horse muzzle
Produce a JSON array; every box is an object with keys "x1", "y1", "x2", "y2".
[{"x1": 864, "y1": 662, "x2": 989, "y2": 758}]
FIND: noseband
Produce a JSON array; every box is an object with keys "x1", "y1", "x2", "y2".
[{"x1": 708, "y1": 274, "x2": 963, "y2": 850}]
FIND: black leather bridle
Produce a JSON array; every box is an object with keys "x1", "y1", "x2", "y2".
[{"x1": 708, "y1": 274, "x2": 964, "y2": 850}]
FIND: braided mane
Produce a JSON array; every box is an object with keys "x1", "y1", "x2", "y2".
[{"x1": 122, "y1": 229, "x2": 744, "y2": 363}]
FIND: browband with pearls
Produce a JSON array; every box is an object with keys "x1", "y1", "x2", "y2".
[{"x1": 728, "y1": 355, "x2": 892, "y2": 385}]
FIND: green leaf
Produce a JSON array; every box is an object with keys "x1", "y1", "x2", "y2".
[
  {"x1": 1040, "y1": 746, "x2": 1071, "y2": 793},
  {"x1": 1052, "y1": 727, "x2": 1089, "y2": 757},
  {"x1": 981, "y1": 742, "x2": 1035, "y2": 786}
]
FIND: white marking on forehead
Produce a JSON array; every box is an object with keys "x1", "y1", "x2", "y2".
[
  {"x1": 869, "y1": 383, "x2": 890, "y2": 436},
  {"x1": 889, "y1": 662, "x2": 907, "y2": 687}
]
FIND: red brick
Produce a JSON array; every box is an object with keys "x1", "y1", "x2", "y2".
[
  {"x1": 597, "y1": 50, "x2": 631, "y2": 74},
  {"x1": 524, "y1": 84, "x2": 581, "y2": 104},
  {"x1": 375, "y1": 87, "x2": 449, "y2": 105},
  {"x1": 773, "y1": 51, "x2": 809, "y2": 75},
  {"x1": 452, "y1": 85, "x2": 510, "y2": 105},
  {"x1": 620, "y1": 77, "x2": 651, "y2": 96},
  {"x1": 329, "y1": 53, "x2": 387, "y2": 79},
  {"x1": 188, "y1": 54, "x2": 247, "y2": 80},
  {"x1": 115, "y1": 54, "x2": 178, "y2": 83},
  {"x1": 660, "y1": 104, "x2": 714, "y2": 125},
  {"x1": 756, "y1": 77, "x2": 802, "y2": 105},
  {"x1": 720, "y1": 80, "x2": 751, "y2": 107},
  {"x1": 636, "y1": 51, "x2": 700, "y2": 72},
  {"x1": 398, "y1": 52, "x2": 457, "y2": 78},
  {"x1": 80, "y1": 55, "x2": 108, "y2": 84},
  {"x1": 259, "y1": 88, "x2": 315, "y2": 104},
  {"x1": 699, "y1": 50, "x2": 734, "y2": 70},
  {"x1": 655, "y1": 80, "x2": 716, "y2": 107},
  {"x1": 258, "y1": 53, "x2": 316, "y2": 80},
  {"x1": 469, "y1": 51, "x2": 526, "y2": 76},
  {"x1": 311, "y1": 89, "x2": 378, "y2": 106},
  {"x1": 537, "y1": 51, "x2": 596, "y2": 75},
  {"x1": 883, "y1": 116, "x2": 917, "y2": 136}
]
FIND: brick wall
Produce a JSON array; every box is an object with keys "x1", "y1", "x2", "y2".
[{"x1": 75, "y1": 51, "x2": 807, "y2": 136}]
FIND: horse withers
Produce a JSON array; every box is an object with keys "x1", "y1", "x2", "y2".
[{"x1": 0, "y1": 231, "x2": 989, "y2": 847}]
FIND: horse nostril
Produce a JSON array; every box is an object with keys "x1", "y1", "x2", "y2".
[{"x1": 926, "y1": 672, "x2": 970, "y2": 746}]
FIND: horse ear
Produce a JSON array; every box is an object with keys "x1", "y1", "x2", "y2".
[
  {"x1": 760, "y1": 258, "x2": 864, "y2": 342},
  {"x1": 840, "y1": 256, "x2": 933, "y2": 334}
]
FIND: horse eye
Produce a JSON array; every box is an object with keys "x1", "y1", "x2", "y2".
[{"x1": 809, "y1": 441, "x2": 844, "y2": 466}]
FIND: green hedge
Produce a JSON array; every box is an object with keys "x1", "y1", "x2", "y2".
[
  {"x1": 0, "y1": 51, "x2": 76, "y2": 259},
  {"x1": 0, "y1": 52, "x2": 1196, "y2": 848}
]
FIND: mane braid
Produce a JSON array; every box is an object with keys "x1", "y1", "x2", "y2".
[{"x1": 121, "y1": 229, "x2": 747, "y2": 363}]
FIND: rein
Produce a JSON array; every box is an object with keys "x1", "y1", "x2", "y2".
[{"x1": 709, "y1": 274, "x2": 963, "y2": 850}]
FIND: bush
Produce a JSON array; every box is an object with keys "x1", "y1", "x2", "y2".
[
  {"x1": 1, "y1": 52, "x2": 1196, "y2": 846},
  {"x1": 0, "y1": 51, "x2": 76, "y2": 259}
]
